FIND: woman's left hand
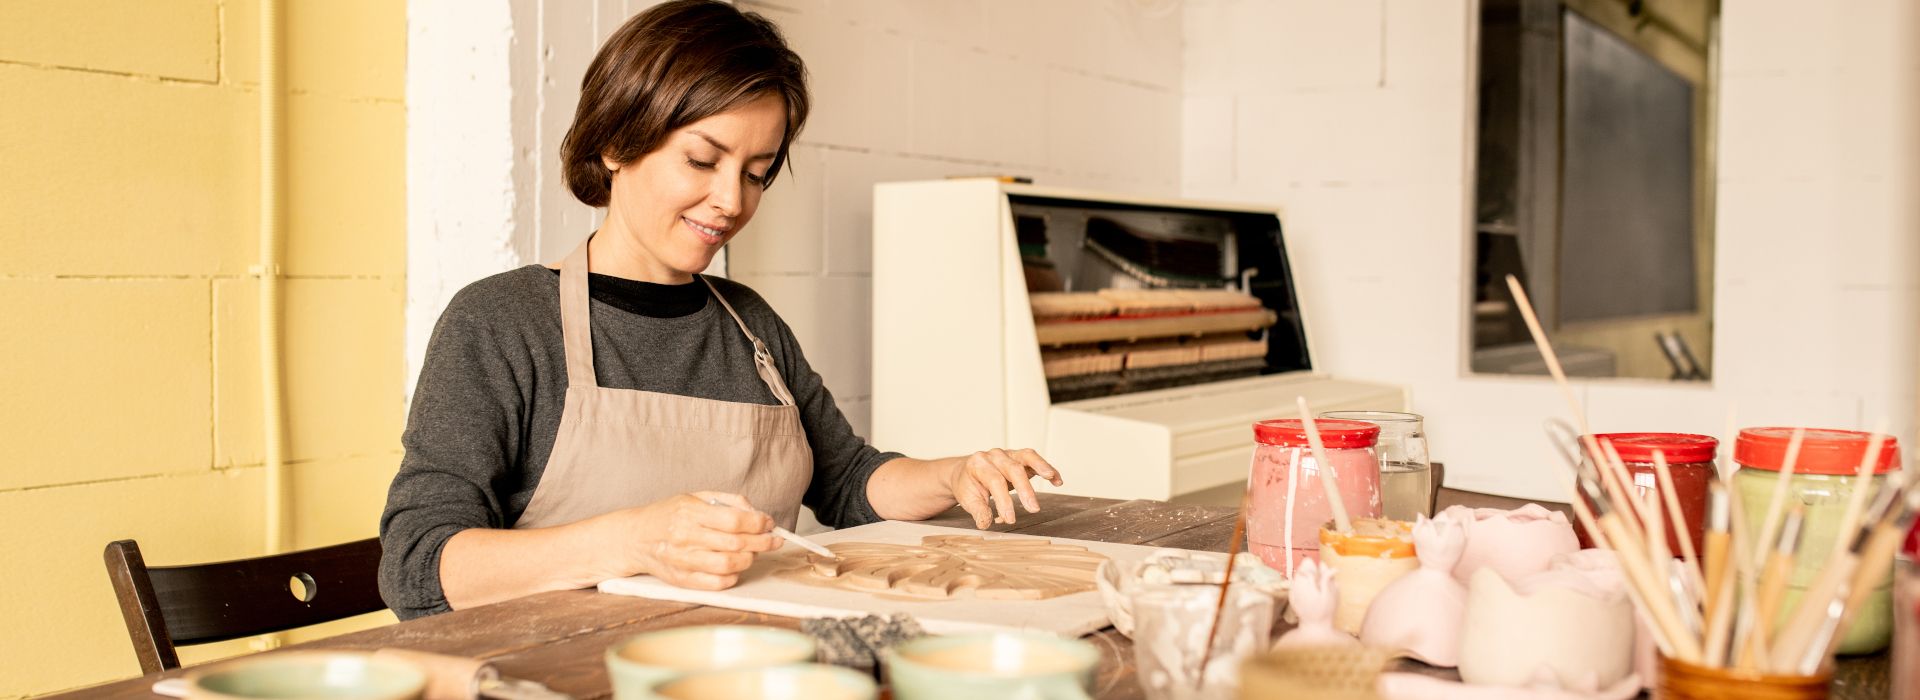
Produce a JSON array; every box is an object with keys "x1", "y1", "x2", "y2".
[{"x1": 944, "y1": 448, "x2": 1063, "y2": 529}]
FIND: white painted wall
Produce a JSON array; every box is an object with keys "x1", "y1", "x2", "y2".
[
  {"x1": 408, "y1": 0, "x2": 1916, "y2": 502},
  {"x1": 1181, "y1": 0, "x2": 1920, "y2": 499}
]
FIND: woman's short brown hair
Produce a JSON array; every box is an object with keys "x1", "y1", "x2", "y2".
[{"x1": 560, "y1": 0, "x2": 810, "y2": 207}]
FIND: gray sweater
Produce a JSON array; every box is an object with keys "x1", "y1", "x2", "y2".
[{"x1": 379, "y1": 266, "x2": 898, "y2": 619}]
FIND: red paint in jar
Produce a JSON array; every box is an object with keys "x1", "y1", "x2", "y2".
[
  {"x1": 1581, "y1": 433, "x2": 1719, "y2": 557},
  {"x1": 1246, "y1": 418, "x2": 1383, "y2": 576}
]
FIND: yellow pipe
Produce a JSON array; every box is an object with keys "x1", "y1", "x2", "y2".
[{"x1": 259, "y1": 0, "x2": 287, "y2": 557}]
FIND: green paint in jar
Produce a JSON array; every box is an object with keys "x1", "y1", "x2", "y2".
[{"x1": 1732, "y1": 427, "x2": 1902, "y2": 655}]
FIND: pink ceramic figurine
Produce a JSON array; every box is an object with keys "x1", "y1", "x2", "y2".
[
  {"x1": 1361, "y1": 514, "x2": 1469, "y2": 666},
  {"x1": 1443, "y1": 504, "x2": 1580, "y2": 585},
  {"x1": 1274, "y1": 558, "x2": 1358, "y2": 649}
]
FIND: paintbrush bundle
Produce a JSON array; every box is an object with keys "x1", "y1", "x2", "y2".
[{"x1": 1501, "y1": 273, "x2": 1915, "y2": 689}]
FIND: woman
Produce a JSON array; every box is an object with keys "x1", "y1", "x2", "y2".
[{"x1": 378, "y1": 0, "x2": 1062, "y2": 620}]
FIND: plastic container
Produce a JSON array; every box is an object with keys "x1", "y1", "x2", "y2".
[
  {"x1": 1732, "y1": 427, "x2": 1902, "y2": 655},
  {"x1": 1657, "y1": 654, "x2": 1830, "y2": 700},
  {"x1": 1246, "y1": 418, "x2": 1382, "y2": 576},
  {"x1": 1586, "y1": 432, "x2": 1719, "y2": 556}
]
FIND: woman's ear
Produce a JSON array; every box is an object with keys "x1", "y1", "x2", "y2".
[{"x1": 601, "y1": 153, "x2": 621, "y2": 172}]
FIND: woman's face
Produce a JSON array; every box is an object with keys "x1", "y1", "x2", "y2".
[{"x1": 600, "y1": 93, "x2": 787, "y2": 283}]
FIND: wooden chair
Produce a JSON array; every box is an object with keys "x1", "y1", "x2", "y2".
[{"x1": 103, "y1": 538, "x2": 387, "y2": 673}]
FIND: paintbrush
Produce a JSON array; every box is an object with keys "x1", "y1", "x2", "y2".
[
  {"x1": 1194, "y1": 489, "x2": 1250, "y2": 690},
  {"x1": 1816, "y1": 482, "x2": 1915, "y2": 661},
  {"x1": 1574, "y1": 466, "x2": 1701, "y2": 661},
  {"x1": 1739, "y1": 505, "x2": 1803, "y2": 669},
  {"x1": 1702, "y1": 482, "x2": 1731, "y2": 643}
]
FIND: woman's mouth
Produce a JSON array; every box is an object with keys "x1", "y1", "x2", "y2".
[{"x1": 683, "y1": 216, "x2": 728, "y2": 245}]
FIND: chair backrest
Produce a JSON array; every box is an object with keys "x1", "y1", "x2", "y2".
[{"x1": 103, "y1": 538, "x2": 387, "y2": 673}]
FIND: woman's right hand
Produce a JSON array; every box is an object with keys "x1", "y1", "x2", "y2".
[{"x1": 594, "y1": 491, "x2": 779, "y2": 590}]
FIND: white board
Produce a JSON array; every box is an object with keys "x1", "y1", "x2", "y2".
[{"x1": 597, "y1": 521, "x2": 1163, "y2": 637}]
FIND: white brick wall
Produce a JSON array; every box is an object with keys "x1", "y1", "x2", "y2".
[
  {"x1": 1182, "y1": 0, "x2": 1920, "y2": 499},
  {"x1": 727, "y1": 0, "x2": 1186, "y2": 437}
]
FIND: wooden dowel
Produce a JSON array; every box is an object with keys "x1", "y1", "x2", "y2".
[
  {"x1": 1829, "y1": 429, "x2": 1888, "y2": 558},
  {"x1": 1652, "y1": 449, "x2": 1706, "y2": 593},
  {"x1": 1751, "y1": 429, "x2": 1808, "y2": 563},
  {"x1": 1600, "y1": 512, "x2": 1704, "y2": 663},
  {"x1": 1295, "y1": 396, "x2": 1352, "y2": 534}
]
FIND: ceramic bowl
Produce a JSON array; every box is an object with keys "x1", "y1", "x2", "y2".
[
  {"x1": 651, "y1": 663, "x2": 876, "y2": 700},
  {"x1": 1444, "y1": 504, "x2": 1580, "y2": 585},
  {"x1": 185, "y1": 652, "x2": 427, "y2": 700},
  {"x1": 884, "y1": 632, "x2": 1098, "y2": 700},
  {"x1": 1094, "y1": 549, "x2": 1287, "y2": 638},
  {"x1": 604, "y1": 625, "x2": 816, "y2": 700},
  {"x1": 1456, "y1": 568, "x2": 1634, "y2": 690}
]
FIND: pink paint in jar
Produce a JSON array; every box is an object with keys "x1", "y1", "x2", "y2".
[{"x1": 1247, "y1": 418, "x2": 1383, "y2": 576}]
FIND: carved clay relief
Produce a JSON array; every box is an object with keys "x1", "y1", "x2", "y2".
[{"x1": 780, "y1": 535, "x2": 1109, "y2": 601}]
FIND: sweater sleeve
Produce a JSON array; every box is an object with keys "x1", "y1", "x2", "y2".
[
  {"x1": 746, "y1": 296, "x2": 901, "y2": 529},
  {"x1": 378, "y1": 292, "x2": 529, "y2": 620}
]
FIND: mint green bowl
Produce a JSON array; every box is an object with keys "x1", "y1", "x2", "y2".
[
  {"x1": 185, "y1": 652, "x2": 426, "y2": 700},
  {"x1": 605, "y1": 625, "x2": 816, "y2": 700},
  {"x1": 653, "y1": 663, "x2": 876, "y2": 700}
]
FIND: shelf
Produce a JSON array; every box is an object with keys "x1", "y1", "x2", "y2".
[{"x1": 1033, "y1": 309, "x2": 1277, "y2": 346}]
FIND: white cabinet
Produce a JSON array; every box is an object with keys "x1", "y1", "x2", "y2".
[{"x1": 872, "y1": 179, "x2": 1405, "y2": 501}]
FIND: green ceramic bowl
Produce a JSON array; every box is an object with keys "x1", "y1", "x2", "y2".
[
  {"x1": 884, "y1": 632, "x2": 1097, "y2": 700},
  {"x1": 604, "y1": 625, "x2": 816, "y2": 700},
  {"x1": 185, "y1": 652, "x2": 427, "y2": 700},
  {"x1": 652, "y1": 663, "x2": 876, "y2": 700}
]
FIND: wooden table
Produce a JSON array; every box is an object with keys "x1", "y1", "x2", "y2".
[{"x1": 54, "y1": 492, "x2": 1889, "y2": 700}]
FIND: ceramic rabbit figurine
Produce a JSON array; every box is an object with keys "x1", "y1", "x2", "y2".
[
  {"x1": 1274, "y1": 558, "x2": 1357, "y2": 649},
  {"x1": 1443, "y1": 504, "x2": 1580, "y2": 585},
  {"x1": 1360, "y1": 513, "x2": 1469, "y2": 666}
]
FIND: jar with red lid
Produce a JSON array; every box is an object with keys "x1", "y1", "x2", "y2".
[
  {"x1": 1732, "y1": 427, "x2": 1902, "y2": 655},
  {"x1": 1246, "y1": 418, "x2": 1383, "y2": 576},
  {"x1": 1583, "y1": 433, "x2": 1719, "y2": 556}
]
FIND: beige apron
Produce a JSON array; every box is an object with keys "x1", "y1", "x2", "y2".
[{"x1": 513, "y1": 236, "x2": 813, "y2": 532}]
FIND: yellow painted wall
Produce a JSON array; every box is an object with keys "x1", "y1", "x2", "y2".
[{"x1": 0, "y1": 1, "x2": 406, "y2": 696}]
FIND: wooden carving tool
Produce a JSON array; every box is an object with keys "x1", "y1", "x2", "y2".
[
  {"x1": 1295, "y1": 396, "x2": 1353, "y2": 534},
  {"x1": 703, "y1": 497, "x2": 837, "y2": 560},
  {"x1": 1195, "y1": 489, "x2": 1250, "y2": 690},
  {"x1": 1828, "y1": 429, "x2": 1889, "y2": 558}
]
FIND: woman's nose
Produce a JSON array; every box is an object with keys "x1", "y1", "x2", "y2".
[{"x1": 708, "y1": 177, "x2": 742, "y2": 218}]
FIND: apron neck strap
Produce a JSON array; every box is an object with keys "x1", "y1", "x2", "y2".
[
  {"x1": 558, "y1": 236, "x2": 597, "y2": 389},
  {"x1": 701, "y1": 277, "x2": 798, "y2": 407}
]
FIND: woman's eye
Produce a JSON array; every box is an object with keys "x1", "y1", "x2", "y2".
[
  {"x1": 686, "y1": 158, "x2": 716, "y2": 170},
  {"x1": 745, "y1": 171, "x2": 768, "y2": 186}
]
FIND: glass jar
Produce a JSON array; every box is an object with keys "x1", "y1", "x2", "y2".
[
  {"x1": 1246, "y1": 418, "x2": 1382, "y2": 576},
  {"x1": 1586, "y1": 432, "x2": 1719, "y2": 556},
  {"x1": 1321, "y1": 411, "x2": 1431, "y2": 521},
  {"x1": 1732, "y1": 427, "x2": 1902, "y2": 655}
]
